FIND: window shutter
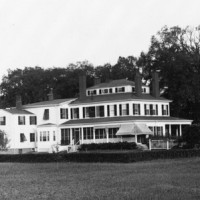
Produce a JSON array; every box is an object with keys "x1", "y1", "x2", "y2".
[
  {"x1": 162, "y1": 105, "x2": 164, "y2": 115},
  {"x1": 126, "y1": 104, "x2": 129, "y2": 115},
  {"x1": 83, "y1": 107, "x2": 85, "y2": 118},
  {"x1": 119, "y1": 105, "x2": 122, "y2": 116},
  {"x1": 99, "y1": 90, "x2": 101, "y2": 94},
  {"x1": 167, "y1": 105, "x2": 169, "y2": 115},
  {"x1": 144, "y1": 104, "x2": 147, "y2": 115},
  {"x1": 138, "y1": 104, "x2": 140, "y2": 115},
  {"x1": 114, "y1": 105, "x2": 117, "y2": 116},
  {"x1": 122, "y1": 87, "x2": 125, "y2": 92},
  {"x1": 115, "y1": 88, "x2": 118, "y2": 93},
  {"x1": 156, "y1": 105, "x2": 158, "y2": 115},
  {"x1": 150, "y1": 104, "x2": 153, "y2": 115},
  {"x1": 109, "y1": 88, "x2": 112, "y2": 93},
  {"x1": 107, "y1": 105, "x2": 110, "y2": 117},
  {"x1": 71, "y1": 108, "x2": 73, "y2": 119},
  {"x1": 77, "y1": 108, "x2": 79, "y2": 119}
]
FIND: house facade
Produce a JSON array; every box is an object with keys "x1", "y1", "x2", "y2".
[{"x1": 0, "y1": 72, "x2": 192, "y2": 153}]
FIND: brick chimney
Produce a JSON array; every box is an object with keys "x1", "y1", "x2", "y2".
[
  {"x1": 152, "y1": 71, "x2": 160, "y2": 98},
  {"x1": 16, "y1": 95, "x2": 22, "y2": 110},
  {"x1": 94, "y1": 77, "x2": 101, "y2": 85},
  {"x1": 79, "y1": 72, "x2": 86, "y2": 100},
  {"x1": 48, "y1": 88, "x2": 54, "y2": 101},
  {"x1": 135, "y1": 70, "x2": 142, "y2": 96}
]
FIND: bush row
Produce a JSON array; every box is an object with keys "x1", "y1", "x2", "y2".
[
  {"x1": 0, "y1": 149, "x2": 200, "y2": 163},
  {"x1": 78, "y1": 142, "x2": 137, "y2": 151}
]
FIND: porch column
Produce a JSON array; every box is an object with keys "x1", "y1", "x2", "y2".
[
  {"x1": 163, "y1": 125, "x2": 166, "y2": 137},
  {"x1": 106, "y1": 128, "x2": 109, "y2": 143},
  {"x1": 70, "y1": 128, "x2": 73, "y2": 145},
  {"x1": 135, "y1": 135, "x2": 138, "y2": 143},
  {"x1": 93, "y1": 128, "x2": 95, "y2": 143},
  {"x1": 169, "y1": 124, "x2": 172, "y2": 137},
  {"x1": 81, "y1": 127, "x2": 83, "y2": 144},
  {"x1": 179, "y1": 125, "x2": 182, "y2": 137}
]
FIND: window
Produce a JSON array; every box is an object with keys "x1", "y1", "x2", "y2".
[
  {"x1": 43, "y1": 109, "x2": 49, "y2": 120},
  {"x1": 100, "y1": 89, "x2": 109, "y2": 94},
  {"x1": 107, "y1": 105, "x2": 117, "y2": 117},
  {"x1": 96, "y1": 106, "x2": 104, "y2": 117},
  {"x1": 132, "y1": 87, "x2": 135, "y2": 93},
  {"x1": 108, "y1": 128, "x2": 119, "y2": 138},
  {"x1": 60, "y1": 108, "x2": 68, "y2": 119},
  {"x1": 20, "y1": 133, "x2": 27, "y2": 142},
  {"x1": 83, "y1": 127, "x2": 93, "y2": 140},
  {"x1": 53, "y1": 131, "x2": 56, "y2": 141},
  {"x1": 18, "y1": 116, "x2": 25, "y2": 125},
  {"x1": 144, "y1": 104, "x2": 150, "y2": 115},
  {"x1": 162, "y1": 105, "x2": 169, "y2": 115},
  {"x1": 40, "y1": 131, "x2": 50, "y2": 142},
  {"x1": 119, "y1": 104, "x2": 129, "y2": 116},
  {"x1": 109, "y1": 88, "x2": 112, "y2": 93},
  {"x1": 61, "y1": 129, "x2": 70, "y2": 145},
  {"x1": 154, "y1": 127, "x2": 163, "y2": 136},
  {"x1": 84, "y1": 107, "x2": 95, "y2": 118},
  {"x1": 133, "y1": 104, "x2": 140, "y2": 115},
  {"x1": 87, "y1": 90, "x2": 96, "y2": 96},
  {"x1": 0, "y1": 117, "x2": 6, "y2": 125},
  {"x1": 150, "y1": 104, "x2": 158, "y2": 115},
  {"x1": 30, "y1": 133, "x2": 35, "y2": 142},
  {"x1": 30, "y1": 116, "x2": 37, "y2": 125},
  {"x1": 95, "y1": 129, "x2": 106, "y2": 139},
  {"x1": 71, "y1": 108, "x2": 79, "y2": 119}
]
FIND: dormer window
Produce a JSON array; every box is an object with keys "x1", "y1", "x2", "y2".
[
  {"x1": 115, "y1": 87, "x2": 125, "y2": 93},
  {"x1": 87, "y1": 90, "x2": 96, "y2": 96},
  {"x1": 132, "y1": 87, "x2": 135, "y2": 93},
  {"x1": 142, "y1": 87, "x2": 147, "y2": 93}
]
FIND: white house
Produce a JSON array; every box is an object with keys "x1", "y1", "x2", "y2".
[{"x1": 0, "y1": 71, "x2": 192, "y2": 153}]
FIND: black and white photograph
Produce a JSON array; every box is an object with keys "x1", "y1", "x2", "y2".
[{"x1": 0, "y1": 0, "x2": 200, "y2": 199}]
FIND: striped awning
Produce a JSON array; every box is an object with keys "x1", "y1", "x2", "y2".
[{"x1": 116, "y1": 123, "x2": 153, "y2": 136}]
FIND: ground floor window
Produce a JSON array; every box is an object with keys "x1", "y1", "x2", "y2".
[
  {"x1": 108, "y1": 128, "x2": 119, "y2": 138},
  {"x1": 20, "y1": 133, "x2": 27, "y2": 142},
  {"x1": 61, "y1": 129, "x2": 70, "y2": 145},
  {"x1": 95, "y1": 129, "x2": 106, "y2": 139},
  {"x1": 149, "y1": 126, "x2": 163, "y2": 137},
  {"x1": 40, "y1": 131, "x2": 50, "y2": 142},
  {"x1": 83, "y1": 127, "x2": 93, "y2": 140},
  {"x1": 30, "y1": 133, "x2": 35, "y2": 142}
]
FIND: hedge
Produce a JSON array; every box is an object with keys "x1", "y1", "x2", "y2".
[
  {"x1": 0, "y1": 149, "x2": 200, "y2": 163},
  {"x1": 78, "y1": 142, "x2": 137, "y2": 151}
]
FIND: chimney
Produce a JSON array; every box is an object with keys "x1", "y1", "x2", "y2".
[
  {"x1": 135, "y1": 70, "x2": 142, "y2": 96},
  {"x1": 16, "y1": 95, "x2": 22, "y2": 110},
  {"x1": 94, "y1": 77, "x2": 101, "y2": 85},
  {"x1": 79, "y1": 72, "x2": 86, "y2": 100},
  {"x1": 48, "y1": 88, "x2": 54, "y2": 101},
  {"x1": 152, "y1": 71, "x2": 160, "y2": 98}
]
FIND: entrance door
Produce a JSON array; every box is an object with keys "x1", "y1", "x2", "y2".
[{"x1": 72, "y1": 128, "x2": 80, "y2": 144}]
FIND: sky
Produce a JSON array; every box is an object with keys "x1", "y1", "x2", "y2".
[{"x1": 0, "y1": 0, "x2": 200, "y2": 80}]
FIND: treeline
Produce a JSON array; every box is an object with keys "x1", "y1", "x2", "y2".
[{"x1": 0, "y1": 25, "x2": 200, "y2": 123}]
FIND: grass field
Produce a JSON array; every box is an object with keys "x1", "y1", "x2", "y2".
[{"x1": 0, "y1": 158, "x2": 200, "y2": 200}]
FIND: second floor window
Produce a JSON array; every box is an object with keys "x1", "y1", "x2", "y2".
[
  {"x1": 107, "y1": 105, "x2": 117, "y2": 117},
  {"x1": 162, "y1": 105, "x2": 169, "y2": 115},
  {"x1": 0, "y1": 116, "x2": 6, "y2": 125},
  {"x1": 145, "y1": 104, "x2": 158, "y2": 116},
  {"x1": 119, "y1": 104, "x2": 129, "y2": 116},
  {"x1": 96, "y1": 106, "x2": 104, "y2": 117},
  {"x1": 43, "y1": 109, "x2": 49, "y2": 120},
  {"x1": 133, "y1": 104, "x2": 140, "y2": 115},
  {"x1": 18, "y1": 116, "x2": 25, "y2": 125},
  {"x1": 30, "y1": 116, "x2": 37, "y2": 125},
  {"x1": 71, "y1": 108, "x2": 79, "y2": 119},
  {"x1": 60, "y1": 108, "x2": 68, "y2": 119}
]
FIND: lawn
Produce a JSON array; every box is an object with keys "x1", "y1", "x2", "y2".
[{"x1": 0, "y1": 158, "x2": 200, "y2": 200}]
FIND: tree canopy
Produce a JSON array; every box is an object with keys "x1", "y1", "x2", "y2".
[{"x1": 0, "y1": 25, "x2": 200, "y2": 123}]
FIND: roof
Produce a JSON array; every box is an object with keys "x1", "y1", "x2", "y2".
[
  {"x1": 3, "y1": 108, "x2": 34, "y2": 115},
  {"x1": 37, "y1": 123, "x2": 57, "y2": 127},
  {"x1": 60, "y1": 116, "x2": 192, "y2": 126},
  {"x1": 23, "y1": 98, "x2": 76, "y2": 108},
  {"x1": 116, "y1": 123, "x2": 153, "y2": 136},
  {"x1": 71, "y1": 93, "x2": 170, "y2": 105},
  {"x1": 87, "y1": 79, "x2": 137, "y2": 89}
]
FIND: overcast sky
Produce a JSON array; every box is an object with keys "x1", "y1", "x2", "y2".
[{"x1": 0, "y1": 0, "x2": 200, "y2": 80}]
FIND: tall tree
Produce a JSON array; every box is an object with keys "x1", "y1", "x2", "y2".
[{"x1": 138, "y1": 26, "x2": 200, "y2": 122}]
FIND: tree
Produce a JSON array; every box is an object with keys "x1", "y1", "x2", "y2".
[
  {"x1": 0, "y1": 130, "x2": 9, "y2": 150},
  {"x1": 138, "y1": 26, "x2": 200, "y2": 123}
]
